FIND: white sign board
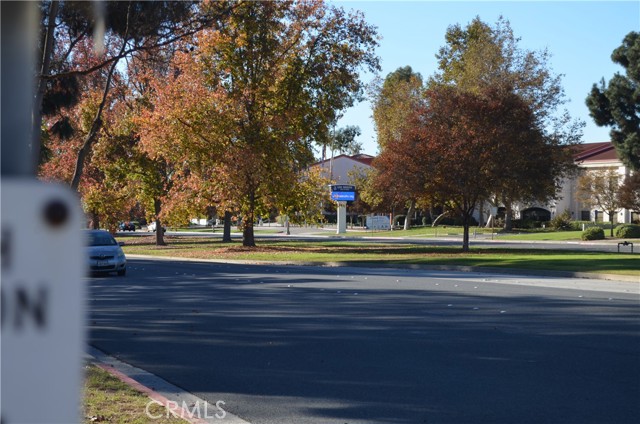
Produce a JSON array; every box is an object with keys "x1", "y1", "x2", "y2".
[
  {"x1": 366, "y1": 215, "x2": 391, "y2": 230},
  {"x1": 1, "y1": 179, "x2": 85, "y2": 423}
]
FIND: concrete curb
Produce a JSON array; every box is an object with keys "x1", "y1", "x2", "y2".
[
  {"x1": 127, "y1": 254, "x2": 639, "y2": 283},
  {"x1": 86, "y1": 346, "x2": 251, "y2": 424}
]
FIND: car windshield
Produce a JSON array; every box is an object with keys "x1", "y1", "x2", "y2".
[{"x1": 88, "y1": 232, "x2": 117, "y2": 247}]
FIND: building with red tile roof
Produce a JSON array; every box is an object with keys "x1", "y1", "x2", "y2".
[{"x1": 312, "y1": 143, "x2": 637, "y2": 226}]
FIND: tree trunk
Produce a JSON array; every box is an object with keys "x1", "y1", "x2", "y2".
[
  {"x1": 242, "y1": 216, "x2": 255, "y2": 247},
  {"x1": 432, "y1": 211, "x2": 449, "y2": 227},
  {"x1": 70, "y1": 37, "x2": 126, "y2": 190},
  {"x1": 89, "y1": 210, "x2": 100, "y2": 230},
  {"x1": 404, "y1": 199, "x2": 415, "y2": 231},
  {"x1": 154, "y1": 198, "x2": 165, "y2": 246},
  {"x1": 503, "y1": 199, "x2": 513, "y2": 231},
  {"x1": 222, "y1": 210, "x2": 232, "y2": 242},
  {"x1": 462, "y1": 214, "x2": 471, "y2": 252},
  {"x1": 608, "y1": 210, "x2": 615, "y2": 237}
]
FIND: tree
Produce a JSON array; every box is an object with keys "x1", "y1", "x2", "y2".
[
  {"x1": 278, "y1": 167, "x2": 331, "y2": 227},
  {"x1": 431, "y1": 17, "x2": 581, "y2": 230},
  {"x1": 397, "y1": 85, "x2": 545, "y2": 251},
  {"x1": 586, "y1": 31, "x2": 640, "y2": 171},
  {"x1": 576, "y1": 169, "x2": 622, "y2": 237},
  {"x1": 139, "y1": 1, "x2": 379, "y2": 247},
  {"x1": 372, "y1": 66, "x2": 424, "y2": 150},
  {"x1": 618, "y1": 173, "x2": 640, "y2": 214},
  {"x1": 36, "y1": 1, "x2": 233, "y2": 189},
  {"x1": 371, "y1": 66, "x2": 424, "y2": 229},
  {"x1": 324, "y1": 125, "x2": 362, "y2": 159}
]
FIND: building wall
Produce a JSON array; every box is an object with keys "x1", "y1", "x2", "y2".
[
  {"x1": 515, "y1": 160, "x2": 633, "y2": 224},
  {"x1": 316, "y1": 156, "x2": 372, "y2": 185}
]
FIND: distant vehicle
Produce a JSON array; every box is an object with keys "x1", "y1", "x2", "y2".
[
  {"x1": 119, "y1": 221, "x2": 136, "y2": 231},
  {"x1": 86, "y1": 230, "x2": 126, "y2": 276},
  {"x1": 147, "y1": 221, "x2": 166, "y2": 233}
]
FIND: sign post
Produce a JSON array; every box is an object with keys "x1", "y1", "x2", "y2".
[
  {"x1": 1, "y1": 181, "x2": 85, "y2": 424},
  {"x1": 330, "y1": 185, "x2": 355, "y2": 235},
  {"x1": 1, "y1": 4, "x2": 85, "y2": 422}
]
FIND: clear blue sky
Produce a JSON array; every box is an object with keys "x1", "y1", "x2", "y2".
[{"x1": 332, "y1": 0, "x2": 640, "y2": 156}]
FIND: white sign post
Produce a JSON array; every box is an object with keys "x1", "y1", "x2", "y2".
[
  {"x1": 336, "y1": 201, "x2": 347, "y2": 234},
  {"x1": 1, "y1": 179, "x2": 85, "y2": 423}
]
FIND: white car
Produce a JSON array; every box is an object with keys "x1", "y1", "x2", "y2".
[
  {"x1": 86, "y1": 230, "x2": 126, "y2": 276},
  {"x1": 147, "y1": 221, "x2": 166, "y2": 232}
]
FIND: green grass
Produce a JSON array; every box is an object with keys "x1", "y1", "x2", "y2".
[
  {"x1": 495, "y1": 231, "x2": 585, "y2": 241},
  {"x1": 120, "y1": 236, "x2": 640, "y2": 276},
  {"x1": 84, "y1": 364, "x2": 185, "y2": 424}
]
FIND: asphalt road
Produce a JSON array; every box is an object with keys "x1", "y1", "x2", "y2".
[{"x1": 89, "y1": 259, "x2": 640, "y2": 424}]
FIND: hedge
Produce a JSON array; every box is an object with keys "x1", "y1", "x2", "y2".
[
  {"x1": 582, "y1": 227, "x2": 605, "y2": 241},
  {"x1": 614, "y1": 224, "x2": 640, "y2": 238}
]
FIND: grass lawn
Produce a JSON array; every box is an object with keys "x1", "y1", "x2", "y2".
[
  {"x1": 319, "y1": 226, "x2": 638, "y2": 242},
  {"x1": 495, "y1": 231, "x2": 585, "y2": 241},
  {"x1": 120, "y1": 236, "x2": 640, "y2": 276},
  {"x1": 83, "y1": 364, "x2": 184, "y2": 424}
]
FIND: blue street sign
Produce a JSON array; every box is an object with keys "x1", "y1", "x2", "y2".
[{"x1": 331, "y1": 191, "x2": 355, "y2": 201}]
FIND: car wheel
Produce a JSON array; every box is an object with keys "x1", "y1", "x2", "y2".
[{"x1": 117, "y1": 268, "x2": 126, "y2": 276}]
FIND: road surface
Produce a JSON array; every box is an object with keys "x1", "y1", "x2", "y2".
[{"x1": 89, "y1": 258, "x2": 640, "y2": 423}]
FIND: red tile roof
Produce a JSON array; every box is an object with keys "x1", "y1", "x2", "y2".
[{"x1": 573, "y1": 142, "x2": 619, "y2": 163}]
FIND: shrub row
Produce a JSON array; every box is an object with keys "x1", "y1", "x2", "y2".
[{"x1": 615, "y1": 224, "x2": 640, "y2": 238}]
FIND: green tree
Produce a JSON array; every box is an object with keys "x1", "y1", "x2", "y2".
[
  {"x1": 372, "y1": 66, "x2": 424, "y2": 150},
  {"x1": 371, "y1": 66, "x2": 424, "y2": 229},
  {"x1": 586, "y1": 31, "x2": 640, "y2": 171}
]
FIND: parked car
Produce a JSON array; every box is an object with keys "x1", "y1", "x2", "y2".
[
  {"x1": 147, "y1": 221, "x2": 166, "y2": 233},
  {"x1": 86, "y1": 230, "x2": 126, "y2": 276},
  {"x1": 119, "y1": 221, "x2": 136, "y2": 231}
]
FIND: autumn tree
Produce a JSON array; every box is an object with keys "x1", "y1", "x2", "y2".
[
  {"x1": 618, "y1": 173, "x2": 640, "y2": 214},
  {"x1": 39, "y1": 83, "x2": 136, "y2": 233},
  {"x1": 586, "y1": 31, "x2": 640, "y2": 171},
  {"x1": 397, "y1": 86, "x2": 545, "y2": 251},
  {"x1": 431, "y1": 17, "x2": 581, "y2": 230},
  {"x1": 576, "y1": 169, "x2": 623, "y2": 236},
  {"x1": 372, "y1": 130, "x2": 426, "y2": 230},
  {"x1": 36, "y1": 1, "x2": 233, "y2": 190},
  {"x1": 140, "y1": 1, "x2": 379, "y2": 247}
]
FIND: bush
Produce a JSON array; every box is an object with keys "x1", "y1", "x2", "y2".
[
  {"x1": 512, "y1": 219, "x2": 543, "y2": 229},
  {"x1": 550, "y1": 210, "x2": 573, "y2": 231},
  {"x1": 582, "y1": 227, "x2": 605, "y2": 241},
  {"x1": 614, "y1": 224, "x2": 640, "y2": 238},
  {"x1": 570, "y1": 220, "x2": 593, "y2": 231},
  {"x1": 394, "y1": 215, "x2": 406, "y2": 226}
]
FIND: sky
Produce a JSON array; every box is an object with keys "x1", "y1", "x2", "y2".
[{"x1": 331, "y1": 0, "x2": 640, "y2": 156}]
